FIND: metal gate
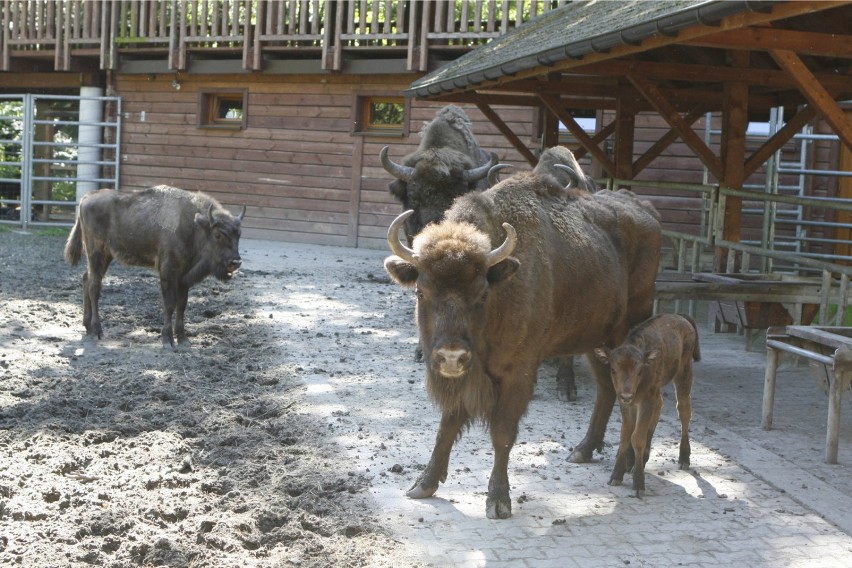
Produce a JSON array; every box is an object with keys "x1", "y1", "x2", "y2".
[{"x1": 0, "y1": 93, "x2": 121, "y2": 229}]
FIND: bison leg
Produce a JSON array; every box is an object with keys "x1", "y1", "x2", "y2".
[
  {"x1": 159, "y1": 276, "x2": 177, "y2": 349},
  {"x1": 173, "y1": 283, "x2": 191, "y2": 347},
  {"x1": 485, "y1": 377, "x2": 534, "y2": 519},
  {"x1": 630, "y1": 397, "x2": 662, "y2": 498},
  {"x1": 569, "y1": 352, "x2": 617, "y2": 463},
  {"x1": 555, "y1": 356, "x2": 577, "y2": 402},
  {"x1": 407, "y1": 409, "x2": 467, "y2": 500},
  {"x1": 83, "y1": 250, "x2": 112, "y2": 339},
  {"x1": 675, "y1": 366, "x2": 694, "y2": 470},
  {"x1": 609, "y1": 403, "x2": 636, "y2": 487}
]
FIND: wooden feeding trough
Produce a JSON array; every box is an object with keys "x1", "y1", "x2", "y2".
[{"x1": 694, "y1": 273, "x2": 821, "y2": 350}]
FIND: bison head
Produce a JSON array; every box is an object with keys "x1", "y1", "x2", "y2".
[
  {"x1": 385, "y1": 210, "x2": 519, "y2": 380},
  {"x1": 382, "y1": 146, "x2": 497, "y2": 243},
  {"x1": 593, "y1": 345, "x2": 659, "y2": 405},
  {"x1": 192, "y1": 204, "x2": 245, "y2": 283}
]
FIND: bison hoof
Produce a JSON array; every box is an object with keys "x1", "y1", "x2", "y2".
[
  {"x1": 679, "y1": 460, "x2": 690, "y2": 470},
  {"x1": 406, "y1": 480, "x2": 438, "y2": 500},
  {"x1": 608, "y1": 478, "x2": 623, "y2": 486},
  {"x1": 632, "y1": 489, "x2": 645, "y2": 499},
  {"x1": 567, "y1": 447, "x2": 593, "y2": 464},
  {"x1": 486, "y1": 495, "x2": 512, "y2": 519}
]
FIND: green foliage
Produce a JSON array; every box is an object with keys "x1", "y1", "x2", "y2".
[{"x1": 35, "y1": 226, "x2": 70, "y2": 238}]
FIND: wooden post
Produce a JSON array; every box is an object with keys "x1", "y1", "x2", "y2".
[
  {"x1": 715, "y1": 50, "x2": 750, "y2": 271},
  {"x1": 614, "y1": 94, "x2": 637, "y2": 182}
]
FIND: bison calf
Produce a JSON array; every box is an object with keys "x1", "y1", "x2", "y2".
[
  {"x1": 64, "y1": 185, "x2": 245, "y2": 348},
  {"x1": 594, "y1": 313, "x2": 700, "y2": 497}
]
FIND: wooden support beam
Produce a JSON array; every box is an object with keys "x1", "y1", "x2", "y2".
[
  {"x1": 628, "y1": 74, "x2": 724, "y2": 180},
  {"x1": 573, "y1": 120, "x2": 616, "y2": 160},
  {"x1": 687, "y1": 27, "x2": 852, "y2": 59},
  {"x1": 537, "y1": 93, "x2": 616, "y2": 176},
  {"x1": 717, "y1": 50, "x2": 751, "y2": 269},
  {"x1": 633, "y1": 106, "x2": 706, "y2": 176},
  {"x1": 744, "y1": 105, "x2": 818, "y2": 178},
  {"x1": 614, "y1": 94, "x2": 637, "y2": 180},
  {"x1": 475, "y1": 102, "x2": 538, "y2": 166},
  {"x1": 770, "y1": 49, "x2": 852, "y2": 151}
]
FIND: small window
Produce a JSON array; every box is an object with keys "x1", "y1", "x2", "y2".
[
  {"x1": 199, "y1": 90, "x2": 247, "y2": 130},
  {"x1": 353, "y1": 95, "x2": 409, "y2": 137}
]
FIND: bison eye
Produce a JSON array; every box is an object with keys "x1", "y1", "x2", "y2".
[{"x1": 415, "y1": 289, "x2": 424, "y2": 301}]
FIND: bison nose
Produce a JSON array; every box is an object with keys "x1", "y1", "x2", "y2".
[
  {"x1": 227, "y1": 258, "x2": 242, "y2": 272},
  {"x1": 433, "y1": 347, "x2": 471, "y2": 378},
  {"x1": 619, "y1": 393, "x2": 634, "y2": 405}
]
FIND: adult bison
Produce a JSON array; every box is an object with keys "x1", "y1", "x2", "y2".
[
  {"x1": 381, "y1": 104, "x2": 497, "y2": 243},
  {"x1": 384, "y1": 172, "x2": 661, "y2": 518},
  {"x1": 64, "y1": 185, "x2": 245, "y2": 349}
]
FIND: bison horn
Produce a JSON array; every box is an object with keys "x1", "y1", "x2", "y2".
[
  {"x1": 485, "y1": 223, "x2": 517, "y2": 267},
  {"x1": 487, "y1": 164, "x2": 512, "y2": 187},
  {"x1": 238, "y1": 205, "x2": 246, "y2": 221},
  {"x1": 207, "y1": 204, "x2": 215, "y2": 225},
  {"x1": 463, "y1": 152, "x2": 498, "y2": 183},
  {"x1": 387, "y1": 210, "x2": 417, "y2": 264},
  {"x1": 554, "y1": 164, "x2": 578, "y2": 189},
  {"x1": 380, "y1": 146, "x2": 415, "y2": 181}
]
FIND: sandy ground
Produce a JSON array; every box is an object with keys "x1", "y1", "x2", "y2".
[
  {"x1": 1, "y1": 226, "x2": 851, "y2": 568},
  {"x1": 0, "y1": 227, "x2": 426, "y2": 567}
]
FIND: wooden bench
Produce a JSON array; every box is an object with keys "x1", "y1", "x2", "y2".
[{"x1": 764, "y1": 326, "x2": 852, "y2": 464}]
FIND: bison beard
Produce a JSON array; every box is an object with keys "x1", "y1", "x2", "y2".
[
  {"x1": 384, "y1": 173, "x2": 661, "y2": 519},
  {"x1": 64, "y1": 185, "x2": 244, "y2": 349}
]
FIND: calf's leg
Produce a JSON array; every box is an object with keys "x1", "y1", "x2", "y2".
[
  {"x1": 569, "y1": 352, "x2": 616, "y2": 462},
  {"x1": 631, "y1": 396, "x2": 663, "y2": 498},
  {"x1": 407, "y1": 409, "x2": 467, "y2": 499},
  {"x1": 555, "y1": 356, "x2": 577, "y2": 402},
  {"x1": 609, "y1": 403, "x2": 636, "y2": 486},
  {"x1": 675, "y1": 366, "x2": 694, "y2": 469}
]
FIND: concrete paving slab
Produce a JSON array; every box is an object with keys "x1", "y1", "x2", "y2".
[{"x1": 240, "y1": 238, "x2": 852, "y2": 567}]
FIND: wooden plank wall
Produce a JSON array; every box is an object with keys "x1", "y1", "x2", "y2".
[{"x1": 115, "y1": 73, "x2": 535, "y2": 249}]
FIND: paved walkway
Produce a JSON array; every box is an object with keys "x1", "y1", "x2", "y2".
[{"x1": 242, "y1": 238, "x2": 852, "y2": 568}]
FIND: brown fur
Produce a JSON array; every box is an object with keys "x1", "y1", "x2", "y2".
[
  {"x1": 594, "y1": 313, "x2": 700, "y2": 497},
  {"x1": 385, "y1": 172, "x2": 661, "y2": 518},
  {"x1": 64, "y1": 185, "x2": 243, "y2": 349}
]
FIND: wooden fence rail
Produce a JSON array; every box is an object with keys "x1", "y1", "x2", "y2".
[{"x1": 1, "y1": 0, "x2": 567, "y2": 72}]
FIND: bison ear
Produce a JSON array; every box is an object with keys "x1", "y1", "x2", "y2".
[
  {"x1": 593, "y1": 347, "x2": 610, "y2": 364},
  {"x1": 486, "y1": 257, "x2": 519, "y2": 286},
  {"x1": 384, "y1": 256, "x2": 418, "y2": 287},
  {"x1": 194, "y1": 212, "x2": 211, "y2": 230},
  {"x1": 388, "y1": 180, "x2": 408, "y2": 201}
]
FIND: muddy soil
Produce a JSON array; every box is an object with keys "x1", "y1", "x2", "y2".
[{"x1": 0, "y1": 228, "x2": 425, "y2": 567}]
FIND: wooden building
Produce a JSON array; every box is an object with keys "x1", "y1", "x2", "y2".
[{"x1": 1, "y1": 0, "x2": 850, "y2": 255}]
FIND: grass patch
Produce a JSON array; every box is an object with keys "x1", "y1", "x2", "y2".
[{"x1": 35, "y1": 227, "x2": 71, "y2": 238}]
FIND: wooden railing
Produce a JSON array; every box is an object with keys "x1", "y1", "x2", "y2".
[{"x1": 1, "y1": 0, "x2": 567, "y2": 72}]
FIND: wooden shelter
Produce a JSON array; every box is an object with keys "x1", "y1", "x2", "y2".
[{"x1": 405, "y1": 0, "x2": 852, "y2": 267}]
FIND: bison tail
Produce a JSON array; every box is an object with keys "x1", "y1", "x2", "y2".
[
  {"x1": 682, "y1": 313, "x2": 702, "y2": 362},
  {"x1": 64, "y1": 220, "x2": 83, "y2": 266}
]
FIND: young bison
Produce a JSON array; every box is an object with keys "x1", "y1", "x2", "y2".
[{"x1": 594, "y1": 313, "x2": 700, "y2": 497}]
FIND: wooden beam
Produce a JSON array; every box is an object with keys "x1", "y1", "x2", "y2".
[
  {"x1": 628, "y1": 74, "x2": 724, "y2": 181},
  {"x1": 770, "y1": 49, "x2": 852, "y2": 150},
  {"x1": 537, "y1": 93, "x2": 616, "y2": 176},
  {"x1": 573, "y1": 121, "x2": 616, "y2": 160},
  {"x1": 686, "y1": 27, "x2": 852, "y2": 59},
  {"x1": 633, "y1": 106, "x2": 707, "y2": 176},
  {"x1": 474, "y1": 102, "x2": 538, "y2": 166},
  {"x1": 744, "y1": 105, "x2": 818, "y2": 178},
  {"x1": 614, "y1": 95, "x2": 637, "y2": 180},
  {"x1": 716, "y1": 50, "x2": 751, "y2": 269}
]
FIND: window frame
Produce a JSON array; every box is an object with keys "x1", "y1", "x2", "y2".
[
  {"x1": 352, "y1": 94, "x2": 409, "y2": 137},
  {"x1": 198, "y1": 89, "x2": 248, "y2": 130}
]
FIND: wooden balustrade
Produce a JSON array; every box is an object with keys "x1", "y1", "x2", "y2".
[{"x1": 1, "y1": 0, "x2": 565, "y2": 72}]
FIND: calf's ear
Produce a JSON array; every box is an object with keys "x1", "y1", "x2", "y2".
[
  {"x1": 384, "y1": 256, "x2": 418, "y2": 287},
  {"x1": 593, "y1": 347, "x2": 610, "y2": 364},
  {"x1": 486, "y1": 257, "x2": 519, "y2": 286}
]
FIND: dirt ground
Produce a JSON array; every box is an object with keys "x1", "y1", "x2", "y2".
[{"x1": 0, "y1": 227, "x2": 426, "y2": 567}]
